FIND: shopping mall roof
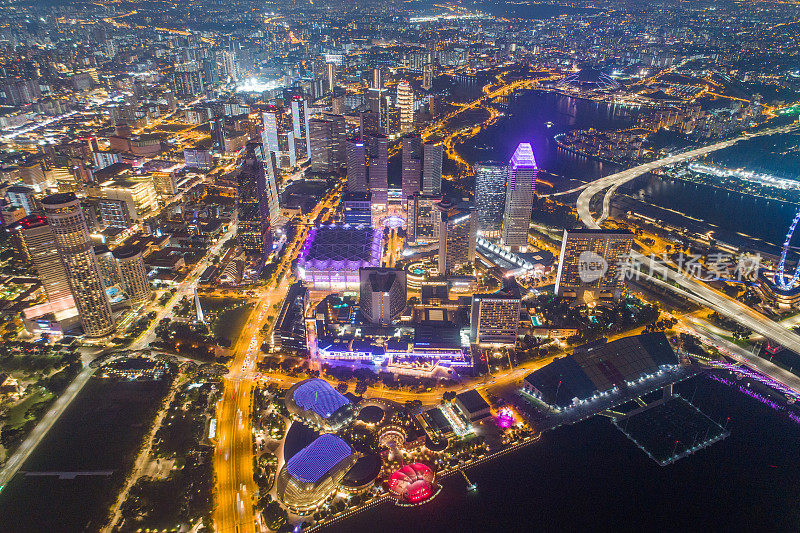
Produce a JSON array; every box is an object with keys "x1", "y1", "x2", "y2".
[
  {"x1": 298, "y1": 224, "x2": 381, "y2": 271},
  {"x1": 286, "y1": 434, "x2": 353, "y2": 484},
  {"x1": 291, "y1": 378, "x2": 351, "y2": 419}
]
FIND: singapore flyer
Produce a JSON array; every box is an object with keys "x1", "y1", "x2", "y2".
[{"x1": 775, "y1": 209, "x2": 800, "y2": 290}]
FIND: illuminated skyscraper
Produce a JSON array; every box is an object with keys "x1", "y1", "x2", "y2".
[
  {"x1": 238, "y1": 142, "x2": 280, "y2": 256},
  {"x1": 13, "y1": 215, "x2": 73, "y2": 306},
  {"x1": 437, "y1": 198, "x2": 477, "y2": 276},
  {"x1": 474, "y1": 161, "x2": 507, "y2": 238},
  {"x1": 359, "y1": 267, "x2": 407, "y2": 325},
  {"x1": 554, "y1": 228, "x2": 634, "y2": 302},
  {"x1": 396, "y1": 80, "x2": 414, "y2": 133},
  {"x1": 367, "y1": 135, "x2": 389, "y2": 210},
  {"x1": 172, "y1": 62, "x2": 205, "y2": 96},
  {"x1": 470, "y1": 280, "x2": 521, "y2": 346},
  {"x1": 309, "y1": 114, "x2": 345, "y2": 173},
  {"x1": 263, "y1": 106, "x2": 297, "y2": 169},
  {"x1": 422, "y1": 142, "x2": 443, "y2": 195},
  {"x1": 407, "y1": 193, "x2": 442, "y2": 245},
  {"x1": 502, "y1": 143, "x2": 538, "y2": 251},
  {"x1": 262, "y1": 108, "x2": 280, "y2": 153},
  {"x1": 326, "y1": 63, "x2": 336, "y2": 92},
  {"x1": 346, "y1": 140, "x2": 368, "y2": 192},
  {"x1": 42, "y1": 193, "x2": 114, "y2": 337},
  {"x1": 113, "y1": 244, "x2": 151, "y2": 305},
  {"x1": 422, "y1": 63, "x2": 434, "y2": 91},
  {"x1": 291, "y1": 96, "x2": 311, "y2": 159},
  {"x1": 401, "y1": 134, "x2": 422, "y2": 201}
]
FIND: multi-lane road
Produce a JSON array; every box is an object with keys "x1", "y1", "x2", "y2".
[
  {"x1": 568, "y1": 119, "x2": 800, "y2": 397},
  {"x1": 575, "y1": 121, "x2": 800, "y2": 229},
  {"x1": 214, "y1": 184, "x2": 341, "y2": 533}
]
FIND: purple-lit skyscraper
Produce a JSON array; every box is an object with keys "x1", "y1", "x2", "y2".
[{"x1": 501, "y1": 143, "x2": 538, "y2": 250}]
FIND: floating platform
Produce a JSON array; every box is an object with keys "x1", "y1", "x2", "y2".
[{"x1": 612, "y1": 395, "x2": 729, "y2": 466}]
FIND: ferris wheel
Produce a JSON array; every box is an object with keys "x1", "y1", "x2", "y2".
[{"x1": 775, "y1": 209, "x2": 800, "y2": 290}]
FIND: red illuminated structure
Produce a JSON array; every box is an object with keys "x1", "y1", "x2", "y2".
[{"x1": 387, "y1": 463, "x2": 438, "y2": 505}]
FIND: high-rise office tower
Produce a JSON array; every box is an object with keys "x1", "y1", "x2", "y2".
[
  {"x1": 502, "y1": 143, "x2": 538, "y2": 251},
  {"x1": 359, "y1": 267, "x2": 407, "y2": 325},
  {"x1": 474, "y1": 161, "x2": 507, "y2": 238},
  {"x1": 341, "y1": 191, "x2": 372, "y2": 225},
  {"x1": 401, "y1": 134, "x2": 422, "y2": 201},
  {"x1": 263, "y1": 106, "x2": 297, "y2": 169},
  {"x1": 346, "y1": 140, "x2": 368, "y2": 192},
  {"x1": 325, "y1": 62, "x2": 336, "y2": 93},
  {"x1": 279, "y1": 130, "x2": 297, "y2": 168},
  {"x1": 260, "y1": 144, "x2": 281, "y2": 227},
  {"x1": 113, "y1": 244, "x2": 151, "y2": 306},
  {"x1": 42, "y1": 193, "x2": 114, "y2": 337},
  {"x1": 357, "y1": 110, "x2": 378, "y2": 141},
  {"x1": 262, "y1": 109, "x2": 280, "y2": 153},
  {"x1": 13, "y1": 215, "x2": 73, "y2": 306},
  {"x1": 237, "y1": 143, "x2": 280, "y2": 256},
  {"x1": 7, "y1": 185, "x2": 37, "y2": 215},
  {"x1": 437, "y1": 198, "x2": 477, "y2": 276},
  {"x1": 372, "y1": 68, "x2": 383, "y2": 90},
  {"x1": 422, "y1": 64, "x2": 434, "y2": 91},
  {"x1": 367, "y1": 135, "x2": 388, "y2": 210},
  {"x1": 367, "y1": 89, "x2": 389, "y2": 135},
  {"x1": 290, "y1": 96, "x2": 311, "y2": 159},
  {"x1": 396, "y1": 80, "x2": 414, "y2": 133},
  {"x1": 407, "y1": 193, "x2": 442, "y2": 245},
  {"x1": 422, "y1": 142, "x2": 444, "y2": 195},
  {"x1": 554, "y1": 229, "x2": 634, "y2": 302},
  {"x1": 470, "y1": 280, "x2": 521, "y2": 346},
  {"x1": 308, "y1": 114, "x2": 345, "y2": 173}
]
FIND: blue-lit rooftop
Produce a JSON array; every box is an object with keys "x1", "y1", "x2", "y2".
[
  {"x1": 286, "y1": 434, "x2": 353, "y2": 484},
  {"x1": 292, "y1": 378, "x2": 351, "y2": 419}
]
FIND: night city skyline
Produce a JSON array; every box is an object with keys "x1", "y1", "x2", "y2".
[{"x1": 0, "y1": 0, "x2": 800, "y2": 531}]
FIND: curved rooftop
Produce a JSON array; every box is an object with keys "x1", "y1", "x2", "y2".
[
  {"x1": 388, "y1": 463, "x2": 435, "y2": 504},
  {"x1": 292, "y1": 378, "x2": 351, "y2": 419},
  {"x1": 112, "y1": 244, "x2": 143, "y2": 260},
  {"x1": 357, "y1": 405, "x2": 385, "y2": 425},
  {"x1": 286, "y1": 434, "x2": 353, "y2": 484},
  {"x1": 341, "y1": 453, "x2": 382, "y2": 489},
  {"x1": 41, "y1": 192, "x2": 78, "y2": 206}
]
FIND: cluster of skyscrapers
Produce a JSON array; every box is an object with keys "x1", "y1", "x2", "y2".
[{"x1": 13, "y1": 192, "x2": 150, "y2": 337}]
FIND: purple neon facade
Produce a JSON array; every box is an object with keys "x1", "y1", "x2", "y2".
[
  {"x1": 297, "y1": 224, "x2": 383, "y2": 290},
  {"x1": 317, "y1": 342, "x2": 470, "y2": 369},
  {"x1": 495, "y1": 407, "x2": 516, "y2": 428},
  {"x1": 286, "y1": 434, "x2": 353, "y2": 484},
  {"x1": 502, "y1": 143, "x2": 539, "y2": 248},
  {"x1": 292, "y1": 378, "x2": 351, "y2": 419},
  {"x1": 509, "y1": 142, "x2": 538, "y2": 170}
]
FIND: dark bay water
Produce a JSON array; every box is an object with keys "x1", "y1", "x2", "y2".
[
  {"x1": 460, "y1": 90, "x2": 800, "y2": 252},
  {"x1": 332, "y1": 374, "x2": 800, "y2": 532}
]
